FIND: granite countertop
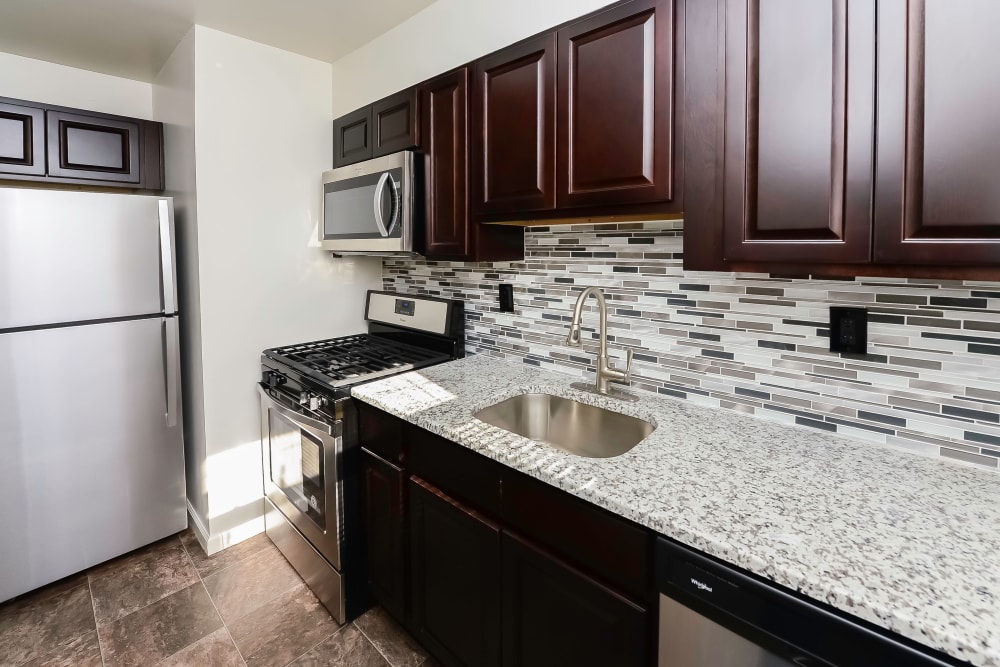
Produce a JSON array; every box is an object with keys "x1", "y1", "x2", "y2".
[{"x1": 352, "y1": 354, "x2": 1000, "y2": 666}]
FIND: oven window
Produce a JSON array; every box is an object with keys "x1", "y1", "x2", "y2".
[{"x1": 269, "y1": 411, "x2": 326, "y2": 529}]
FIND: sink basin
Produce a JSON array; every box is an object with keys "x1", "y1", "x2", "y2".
[{"x1": 473, "y1": 393, "x2": 655, "y2": 458}]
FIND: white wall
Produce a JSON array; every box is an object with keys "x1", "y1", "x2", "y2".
[
  {"x1": 152, "y1": 29, "x2": 208, "y2": 531},
  {"x1": 0, "y1": 51, "x2": 152, "y2": 118},
  {"x1": 192, "y1": 27, "x2": 381, "y2": 547},
  {"x1": 329, "y1": 0, "x2": 616, "y2": 116}
]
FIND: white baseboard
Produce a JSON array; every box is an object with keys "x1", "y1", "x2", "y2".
[
  {"x1": 187, "y1": 499, "x2": 266, "y2": 556},
  {"x1": 186, "y1": 500, "x2": 212, "y2": 553}
]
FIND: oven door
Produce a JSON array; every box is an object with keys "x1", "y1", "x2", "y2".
[
  {"x1": 320, "y1": 151, "x2": 414, "y2": 254},
  {"x1": 258, "y1": 385, "x2": 343, "y2": 570}
]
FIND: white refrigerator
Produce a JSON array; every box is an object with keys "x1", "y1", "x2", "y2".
[{"x1": 0, "y1": 188, "x2": 186, "y2": 602}]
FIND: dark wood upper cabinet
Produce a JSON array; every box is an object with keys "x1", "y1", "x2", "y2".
[
  {"x1": 557, "y1": 0, "x2": 678, "y2": 209},
  {"x1": 419, "y1": 68, "x2": 526, "y2": 262},
  {"x1": 0, "y1": 97, "x2": 162, "y2": 190},
  {"x1": 686, "y1": 0, "x2": 1000, "y2": 277},
  {"x1": 373, "y1": 88, "x2": 419, "y2": 158},
  {"x1": 409, "y1": 477, "x2": 501, "y2": 667},
  {"x1": 47, "y1": 110, "x2": 141, "y2": 184},
  {"x1": 333, "y1": 106, "x2": 373, "y2": 168},
  {"x1": 874, "y1": 0, "x2": 1000, "y2": 266},
  {"x1": 501, "y1": 531, "x2": 648, "y2": 667},
  {"x1": 719, "y1": 0, "x2": 875, "y2": 264},
  {"x1": 420, "y1": 68, "x2": 472, "y2": 259},
  {"x1": 472, "y1": 34, "x2": 557, "y2": 214},
  {"x1": 0, "y1": 101, "x2": 45, "y2": 176}
]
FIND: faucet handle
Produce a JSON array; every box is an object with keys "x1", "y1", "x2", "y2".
[{"x1": 623, "y1": 349, "x2": 634, "y2": 383}]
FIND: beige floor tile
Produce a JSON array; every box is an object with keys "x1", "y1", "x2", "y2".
[
  {"x1": 98, "y1": 582, "x2": 222, "y2": 667},
  {"x1": 202, "y1": 545, "x2": 302, "y2": 624},
  {"x1": 89, "y1": 540, "x2": 199, "y2": 625},
  {"x1": 354, "y1": 607, "x2": 429, "y2": 667},
  {"x1": 229, "y1": 583, "x2": 340, "y2": 667},
  {"x1": 0, "y1": 583, "x2": 95, "y2": 666}
]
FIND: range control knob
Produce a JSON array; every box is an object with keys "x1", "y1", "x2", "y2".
[
  {"x1": 263, "y1": 371, "x2": 286, "y2": 388},
  {"x1": 309, "y1": 396, "x2": 326, "y2": 411},
  {"x1": 299, "y1": 392, "x2": 311, "y2": 406}
]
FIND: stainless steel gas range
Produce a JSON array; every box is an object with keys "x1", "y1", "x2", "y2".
[{"x1": 258, "y1": 291, "x2": 464, "y2": 623}]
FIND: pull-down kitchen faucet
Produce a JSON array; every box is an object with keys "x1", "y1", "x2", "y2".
[{"x1": 565, "y1": 286, "x2": 638, "y2": 401}]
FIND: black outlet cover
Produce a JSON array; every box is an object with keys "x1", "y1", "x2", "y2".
[
  {"x1": 499, "y1": 283, "x2": 514, "y2": 312},
  {"x1": 829, "y1": 306, "x2": 868, "y2": 354}
]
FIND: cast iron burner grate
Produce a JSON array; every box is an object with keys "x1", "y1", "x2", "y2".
[{"x1": 266, "y1": 334, "x2": 447, "y2": 387}]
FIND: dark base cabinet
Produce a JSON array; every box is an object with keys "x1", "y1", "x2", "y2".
[
  {"x1": 359, "y1": 407, "x2": 655, "y2": 666},
  {"x1": 409, "y1": 476, "x2": 501, "y2": 667},
  {"x1": 502, "y1": 532, "x2": 648, "y2": 667},
  {"x1": 361, "y1": 448, "x2": 407, "y2": 622}
]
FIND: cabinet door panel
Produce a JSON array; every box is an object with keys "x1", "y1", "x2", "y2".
[
  {"x1": 410, "y1": 477, "x2": 500, "y2": 667},
  {"x1": 473, "y1": 35, "x2": 556, "y2": 214},
  {"x1": 722, "y1": 0, "x2": 874, "y2": 263},
  {"x1": 875, "y1": 0, "x2": 1000, "y2": 264},
  {"x1": 502, "y1": 532, "x2": 647, "y2": 667},
  {"x1": 47, "y1": 111, "x2": 140, "y2": 183},
  {"x1": 362, "y1": 449, "x2": 406, "y2": 622},
  {"x1": 333, "y1": 106, "x2": 373, "y2": 167},
  {"x1": 373, "y1": 89, "x2": 419, "y2": 157},
  {"x1": 420, "y1": 69, "x2": 471, "y2": 259},
  {"x1": 0, "y1": 102, "x2": 45, "y2": 176},
  {"x1": 558, "y1": 0, "x2": 675, "y2": 208}
]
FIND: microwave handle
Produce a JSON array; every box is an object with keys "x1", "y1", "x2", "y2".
[
  {"x1": 373, "y1": 172, "x2": 401, "y2": 237},
  {"x1": 373, "y1": 172, "x2": 391, "y2": 237}
]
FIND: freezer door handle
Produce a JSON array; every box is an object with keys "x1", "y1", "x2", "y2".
[
  {"x1": 158, "y1": 200, "x2": 177, "y2": 315},
  {"x1": 163, "y1": 317, "x2": 179, "y2": 428}
]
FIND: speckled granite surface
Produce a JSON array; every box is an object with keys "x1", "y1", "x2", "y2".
[{"x1": 352, "y1": 355, "x2": 1000, "y2": 666}]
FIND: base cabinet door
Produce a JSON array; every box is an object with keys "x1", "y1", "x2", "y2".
[
  {"x1": 362, "y1": 448, "x2": 407, "y2": 622},
  {"x1": 501, "y1": 532, "x2": 648, "y2": 667},
  {"x1": 0, "y1": 101, "x2": 45, "y2": 176},
  {"x1": 410, "y1": 476, "x2": 501, "y2": 667}
]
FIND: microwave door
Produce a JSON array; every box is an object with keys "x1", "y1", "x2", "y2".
[{"x1": 320, "y1": 151, "x2": 414, "y2": 254}]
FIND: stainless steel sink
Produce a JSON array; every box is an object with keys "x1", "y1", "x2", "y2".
[{"x1": 473, "y1": 393, "x2": 655, "y2": 458}]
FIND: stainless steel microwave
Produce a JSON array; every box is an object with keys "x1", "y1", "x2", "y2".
[{"x1": 320, "y1": 150, "x2": 417, "y2": 255}]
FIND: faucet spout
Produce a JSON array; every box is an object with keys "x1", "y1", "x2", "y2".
[
  {"x1": 565, "y1": 286, "x2": 634, "y2": 399},
  {"x1": 566, "y1": 286, "x2": 608, "y2": 355}
]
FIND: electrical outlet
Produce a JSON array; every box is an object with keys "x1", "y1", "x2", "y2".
[
  {"x1": 499, "y1": 284, "x2": 514, "y2": 312},
  {"x1": 829, "y1": 307, "x2": 868, "y2": 354}
]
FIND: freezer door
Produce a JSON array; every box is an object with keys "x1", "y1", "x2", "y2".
[
  {"x1": 0, "y1": 317, "x2": 185, "y2": 602},
  {"x1": 0, "y1": 188, "x2": 176, "y2": 330}
]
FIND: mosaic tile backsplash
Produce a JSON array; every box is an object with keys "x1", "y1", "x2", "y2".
[{"x1": 383, "y1": 221, "x2": 1000, "y2": 471}]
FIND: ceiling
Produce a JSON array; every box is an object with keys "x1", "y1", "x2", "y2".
[{"x1": 0, "y1": 0, "x2": 438, "y2": 82}]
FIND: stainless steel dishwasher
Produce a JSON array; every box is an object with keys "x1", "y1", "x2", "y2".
[{"x1": 655, "y1": 538, "x2": 959, "y2": 666}]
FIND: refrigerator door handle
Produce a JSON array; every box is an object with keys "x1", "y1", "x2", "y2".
[
  {"x1": 158, "y1": 200, "x2": 177, "y2": 315},
  {"x1": 163, "y1": 317, "x2": 179, "y2": 428}
]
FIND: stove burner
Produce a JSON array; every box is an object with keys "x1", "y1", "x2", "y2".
[{"x1": 265, "y1": 334, "x2": 447, "y2": 387}]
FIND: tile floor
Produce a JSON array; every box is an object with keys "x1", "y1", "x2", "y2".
[{"x1": 0, "y1": 530, "x2": 439, "y2": 667}]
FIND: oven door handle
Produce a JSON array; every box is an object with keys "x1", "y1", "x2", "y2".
[{"x1": 257, "y1": 385, "x2": 335, "y2": 436}]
